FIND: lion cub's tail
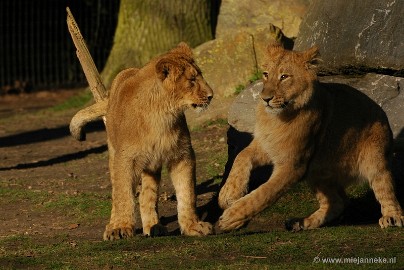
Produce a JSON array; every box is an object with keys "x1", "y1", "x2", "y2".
[{"x1": 70, "y1": 99, "x2": 108, "y2": 141}]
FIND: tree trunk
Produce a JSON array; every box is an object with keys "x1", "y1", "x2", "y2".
[{"x1": 101, "y1": 0, "x2": 218, "y2": 89}]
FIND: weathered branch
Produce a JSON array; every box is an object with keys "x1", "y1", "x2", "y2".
[{"x1": 66, "y1": 7, "x2": 107, "y2": 102}]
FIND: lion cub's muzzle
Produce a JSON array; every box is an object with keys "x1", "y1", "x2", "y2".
[
  {"x1": 261, "y1": 95, "x2": 289, "y2": 113},
  {"x1": 192, "y1": 85, "x2": 213, "y2": 111},
  {"x1": 192, "y1": 94, "x2": 212, "y2": 107}
]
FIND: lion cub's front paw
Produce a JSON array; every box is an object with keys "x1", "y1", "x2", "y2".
[
  {"x1": 103, "y1": 224, "x2": 134, "y2": 241},
  {"x1": 218, "y1": 184, "x2": 245, "y2": 210},
  {"x1": 218, "y1": 206, "x2": 249, "y2": 232},
  {"x1": 182, "y1": 221, "x2": 213, "y2": 236},
  {"x1": 379, "y1": 215, "x2": 404, "y2": 228}
]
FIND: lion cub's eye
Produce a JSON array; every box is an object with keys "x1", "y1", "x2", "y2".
[
  {"x1": 280, "y1": 74, "x2": 289, "y2": 81},
  {"x1": 263, "y1": 71, "x2": 269, "y2": 80},
  {"x1": 189, "y1": 76, "x2": 197, "y2": 86}
]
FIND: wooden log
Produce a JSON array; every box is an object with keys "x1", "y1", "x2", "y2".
[{"x1": 66, "y1": 7, "x2": 107, "y2": 103}]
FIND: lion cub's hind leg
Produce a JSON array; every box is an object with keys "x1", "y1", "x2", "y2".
[
  {"x1": 169, "y1": 158, "x2": 213, "y2": 236},
  {"x1": 139, "y1": 169, "x2": 168, "y2": 237},
  {"x1": 103, "y1": 150, "x2": 140, "y2": 240},
  {"x1": 359, "y1": 139, "x2": 404, "y2": 228},
  {"x1": 366, "y1": 168, "x2": 404, "y2": 228},
  {"x1": 286, "y1": 181, "x2": 347, "y2": 231}
]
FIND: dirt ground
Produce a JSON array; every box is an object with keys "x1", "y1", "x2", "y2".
[
  {"x1": 1, "y1": 89, "x2": 403, "y2": 243},
  {"x1": 0, "y1": 89, "x2": 233, "y2": 241},
  {"x1": 1, "y1": 89, "x2": 404, "y2": 270}
]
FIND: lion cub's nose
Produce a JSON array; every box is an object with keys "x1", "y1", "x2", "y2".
[
  {"x1": 207, "y1": 95, "x2": 213, "y2": 102},
  {"x1": 262, "y1": 96, "x2": 274, "y2": 103}
]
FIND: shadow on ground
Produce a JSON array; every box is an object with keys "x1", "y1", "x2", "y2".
[{"x1": 0, "y1": 120, "x2": 106, "y2": 170}]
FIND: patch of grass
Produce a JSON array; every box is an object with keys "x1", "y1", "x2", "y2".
[
  {"x1": 0, "y1": 185, "x2": 51, "y2": 204},
  {"x1": 204, "y1": 151, "x2": 227, "y2": 180},
  {"x1": 203, "y1": 118, "x2": 228, "y2": 128},
  {"x1": 0, "y1": 182, "x2": 110, "y2": 221},
  {"x1": 234, "y1": 70, "x2": 263, "y2": 95},
  {"x1": 51, "y1": 90, "x2": 93, "y2": 111},
  {"x1": 191, "y1": 118, "x2": 228, "y2": 132},
  {"x1": 235, "y1": 84, "x2": 245, "y2": 95},
  {"x1": 346, "y1": 182, "x2": 371, "y2": 198},
  {"x1": 263, "y1": 182, "x2": 317, "y2": 217},
  {"x1": 44, "y1": 193, "x2": 111, "y2": 220},
  {"x1": 1, "y1": 227, "x2": 402, "y2": 269},
  {"x1": 248, "y1": 70, "x2": 263, "y2": 83},
  {"x1": 1, "y1": 175, "x2": 403, "y2": 269}
]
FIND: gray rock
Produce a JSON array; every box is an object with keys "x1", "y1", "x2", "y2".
[
  {"x1": 321, "y1": 74, "x2": 403, "y2": 138},
  {"x1": 294, "y1": 0, "x2": 404, "y2": 74},
  {"x1": 228, "y1": 81, "x2": 262, "y2": 133},
  {"x1": 320, "y1": 74, "x2": 400, "y2": 107},
  {"x1": 383, "y1": 86, "x2": 404, "y2": 139}
]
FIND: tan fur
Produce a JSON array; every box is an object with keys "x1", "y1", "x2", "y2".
[
  {"x1": 218, "y1": 44, "x2": 404, "y2": 231},
  {"x1": 72, "y1": 43, "x2": 214, "y2": 240}
]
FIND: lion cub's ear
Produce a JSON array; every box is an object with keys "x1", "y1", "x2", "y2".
[
  {"x1": 170, "y1": 42, "x2": 193, "y2": 57},
  {"x1": 303, "y1": 45, "x2": 322, "y2": 70},
  {"x1": 156, "y1": 58, "x2": 182, "y2": 81}
]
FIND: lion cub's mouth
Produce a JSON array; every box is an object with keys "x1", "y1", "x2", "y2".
[
  {"x1": 192, "y1": 103, "x2": 204, "y2": 108},
  {"x1": 265, "y1": 101, "x2": 289, "y2": 114},
  {"x1": 191, "y1": 102, "x2": 210, "y2": 112}
]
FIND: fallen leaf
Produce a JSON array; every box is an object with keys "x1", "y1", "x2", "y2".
[{"x1": 68, "y1": 223, "x2": 80, "y2": 230}]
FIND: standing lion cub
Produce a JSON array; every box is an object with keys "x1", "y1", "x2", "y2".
[
  {"x1": 71, "y1": 43, "x2": 213, "y2": 240},
  {"x1": 218, "y1": 44, "x2": 404, "y2": 231}
]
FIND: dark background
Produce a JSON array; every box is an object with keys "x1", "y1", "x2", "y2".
[{"x1": 0, "y1": 0, "x2": 120, "y2": 91}]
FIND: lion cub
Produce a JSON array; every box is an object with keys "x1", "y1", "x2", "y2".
[
  {"x1": 72, "y1": 43, "x2": 213, "y2": 240},
  {"x1": 104, "y1": 43, "x2": 215, "y2": 240},
  {"x1": 218, "y1": 44, "x2": 404, "y2": 231}
]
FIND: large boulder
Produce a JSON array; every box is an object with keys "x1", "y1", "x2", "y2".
[
  {"x1": 216, "y1": 0, "x2": 311, "y2": 38},
  {"x1": 383, "y1": 85, "x2": 404, "y2": 139},
  {"x1": 227, "y1": 81, "x2": 263, "y2": 134},
  {"x1": 194, "y1": 30, "x2": 260, "y2": 98},
  {"x1": 194, "y1": 25, "x2": 286, "y2": 97},
  {"x1": 322, "y1": 75, "x2": 404, "y2": 138},
  {"x1": 192, "y1": 0, "x2": 312, "y2": 98},
  {"x1": 294, "y1": 0, "x2": 404, "y2": 74}
]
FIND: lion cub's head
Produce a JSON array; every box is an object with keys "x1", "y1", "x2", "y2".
[
  {"x1": 261, "y1": 44, "x2": 321, "y2": 115},
  {"x1": 155, "y1": 43, "x2": 213, "y2": 112}
]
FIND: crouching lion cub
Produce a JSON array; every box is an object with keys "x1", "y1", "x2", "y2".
[
  {"x1": 218, "y1": 44, "x2": 404, "y2": 231},
  {"x1": 71, "y1": 43, "x2": 214, "y2": 240}
]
